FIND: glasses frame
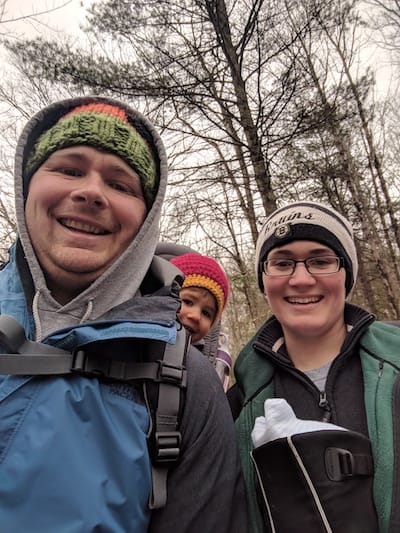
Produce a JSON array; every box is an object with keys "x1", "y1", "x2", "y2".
[{"x1": 262, "y1": 255, "x2": 344, "y2": 277}]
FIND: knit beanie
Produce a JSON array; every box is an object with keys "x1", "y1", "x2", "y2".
[
  {"x1": 171, "y1": 253, "x2": 230, "y2": 322},
  {"x1": 255, "y1": 201, "x2": 358, "y2": 296},
  {"x1": 23, "y1": 102, "x2": 158, "y2": 208}
]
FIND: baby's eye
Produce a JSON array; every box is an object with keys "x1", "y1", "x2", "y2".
[
  {"x1": 181, "y1": 298, "x2": 193, "y2": 307},
  {"x1": 202, "y1": 310, "x2": 212, "y2": 319}
]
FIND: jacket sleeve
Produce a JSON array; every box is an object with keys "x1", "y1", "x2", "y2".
[{"x1": 148, "y1": 346, "x2": 248, "y2": 533}]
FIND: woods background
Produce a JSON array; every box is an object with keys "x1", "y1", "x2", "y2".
[{"x1": 0, "y1": 0, "x2": 399, "y2": 358}]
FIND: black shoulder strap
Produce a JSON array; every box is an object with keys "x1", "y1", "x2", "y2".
[
  {"x1": 146, "y1": 326, "x2": 189, "y2": 509},
  {"x1": 0, "y1": 314, "x2": 189, "y2": 510}
]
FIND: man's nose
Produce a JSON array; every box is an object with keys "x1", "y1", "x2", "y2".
[{"x1": 70, "y1": 173, "x2": 108, "y2": 207}]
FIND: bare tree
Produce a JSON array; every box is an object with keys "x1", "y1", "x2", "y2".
[
  {"x1": 1, "y1": 0, "x2": 399, "y2": 353},
  {"x1": 273, "y1": 0, "x2": 400, "y2": 316}
]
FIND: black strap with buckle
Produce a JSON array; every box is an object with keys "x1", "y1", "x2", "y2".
[
  {"x1": 325, "y1": 446, "x2": 374, "y2": 481},
  {"x1": 0, "y1": 314, "x2": 189, "y2": 510},
  {"x1": 148, "y1": 326, "x2": 189, "y2": 509}
]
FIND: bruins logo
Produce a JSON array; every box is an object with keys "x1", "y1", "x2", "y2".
[{"x1": 274, "y1": 224, "x2": 291, "y2": 239}]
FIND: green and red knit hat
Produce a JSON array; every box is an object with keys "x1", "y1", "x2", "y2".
[
  {"x1": 171, "y1": 253, "x2": 230, "y2": 323},
  {"x1": 24, "y1": 102, "x2": 158, "y2": 208}
]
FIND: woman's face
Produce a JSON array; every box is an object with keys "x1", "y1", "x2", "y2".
[{"x1": 263, "y1": 240, "x2": 346, "y2": 341}]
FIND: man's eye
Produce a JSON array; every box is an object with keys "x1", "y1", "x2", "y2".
[
  {"x1": 110, "y1": 182, "x2": 131, "y2": 193},
  {"x1": 58, "y1": 167, "x2": 83, "y2": 177},
  {"x1": 109, "y1": 181, "x2": 142, "y2": 196}
]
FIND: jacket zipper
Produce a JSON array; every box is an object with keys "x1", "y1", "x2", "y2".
[{"x1": 319, "y1": 391, "x2": 332, "y2": 422}]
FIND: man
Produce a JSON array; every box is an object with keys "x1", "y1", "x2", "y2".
[
  {"x1": 0, "y1": 97, "x2": 247, "y2": 532},
  {"x1": 230, "y1": 201, "x2": 400, "y2": 532}
]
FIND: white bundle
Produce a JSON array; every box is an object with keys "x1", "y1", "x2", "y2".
[{"x1": 251, "y1": 398, "x2": 347, "y2": 448}]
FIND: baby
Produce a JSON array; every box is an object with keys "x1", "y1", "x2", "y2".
[{"x1": 171, "y1": 253, "x2": 229, "y2": 345}]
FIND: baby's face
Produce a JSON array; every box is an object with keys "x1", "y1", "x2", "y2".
[{"x1": 178, "y1": 287, "x2": 217, "y2": 343}]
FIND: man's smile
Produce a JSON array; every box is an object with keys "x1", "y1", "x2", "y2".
[{"x1": 58, "y1": 217, "x2": 110, "y2": 235}]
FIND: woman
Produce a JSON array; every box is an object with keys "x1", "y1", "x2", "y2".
[{"x1": 230, "y1": 200, "x2": 400, "y2": 533}]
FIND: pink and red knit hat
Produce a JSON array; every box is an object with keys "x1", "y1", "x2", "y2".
[{"x1": 171, "y1": 253, "x2": 230, "y2": 322}]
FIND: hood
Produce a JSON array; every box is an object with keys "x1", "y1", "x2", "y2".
[{"x1": 13, "y1": 95, "x2": 168, "y2": 339}]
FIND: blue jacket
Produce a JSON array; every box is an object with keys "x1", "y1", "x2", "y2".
[
  {"x1": 0, "y1": 248, "x2": 155, "y2": 532},
  {"x1": 0, "y1": 246, "x2": 248, "y2": 533}
]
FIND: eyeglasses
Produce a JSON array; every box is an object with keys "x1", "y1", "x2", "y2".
[{"x1": 262, "y1": 256, "x2": 344, "y2": 277}]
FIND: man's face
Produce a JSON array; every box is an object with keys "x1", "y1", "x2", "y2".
[{"x1": 25, "y1": 145, "x2": 148, "y2": 303}]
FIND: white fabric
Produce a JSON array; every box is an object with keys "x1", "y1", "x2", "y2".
[{"x1": 251, "y1": 398, "x2": 347, "y2": 448}]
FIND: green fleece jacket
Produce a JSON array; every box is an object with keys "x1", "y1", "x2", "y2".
[{"x1": 234, "y1": 320, "x2": 400, "y2": 533}]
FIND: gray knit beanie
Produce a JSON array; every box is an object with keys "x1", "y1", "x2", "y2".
[{"x1": 255, "y1": 201, "x2": 358, "y2": 296}]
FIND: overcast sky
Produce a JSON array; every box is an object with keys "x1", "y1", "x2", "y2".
[
  {"x1": 0, "y1": 0, "x2": 394, "y2": 97},
  {"x1": 1, "y1": 0, "x2": 92, "y2": 40}
]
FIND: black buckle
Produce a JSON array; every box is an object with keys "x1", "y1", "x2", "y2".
[
  {"x1": 154, "y1": 431, "x2": 181, "y2": 463},
  {"x1": 71, "y1": 350, "x2": 87, "y2": 372},
  {"x1": 157, "y1": 360, "x2": 186, "y2": 386},
  {"x1": 71, "y1": 350, "x2": 107, "y2": 378},
  {"x1": 326, "y1": 447, "x2": 355, "y2": 481}
]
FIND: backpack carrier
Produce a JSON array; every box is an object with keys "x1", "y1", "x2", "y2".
[
  {"x1": 0, "y1": 312, "x2": 188, "y2": 510},
  {"x1": 155, "y1": 242, "x2": 223, "y2": 366},
  {"x1": 0, "y1": 247, "x2": 194, "y2": 511}
]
